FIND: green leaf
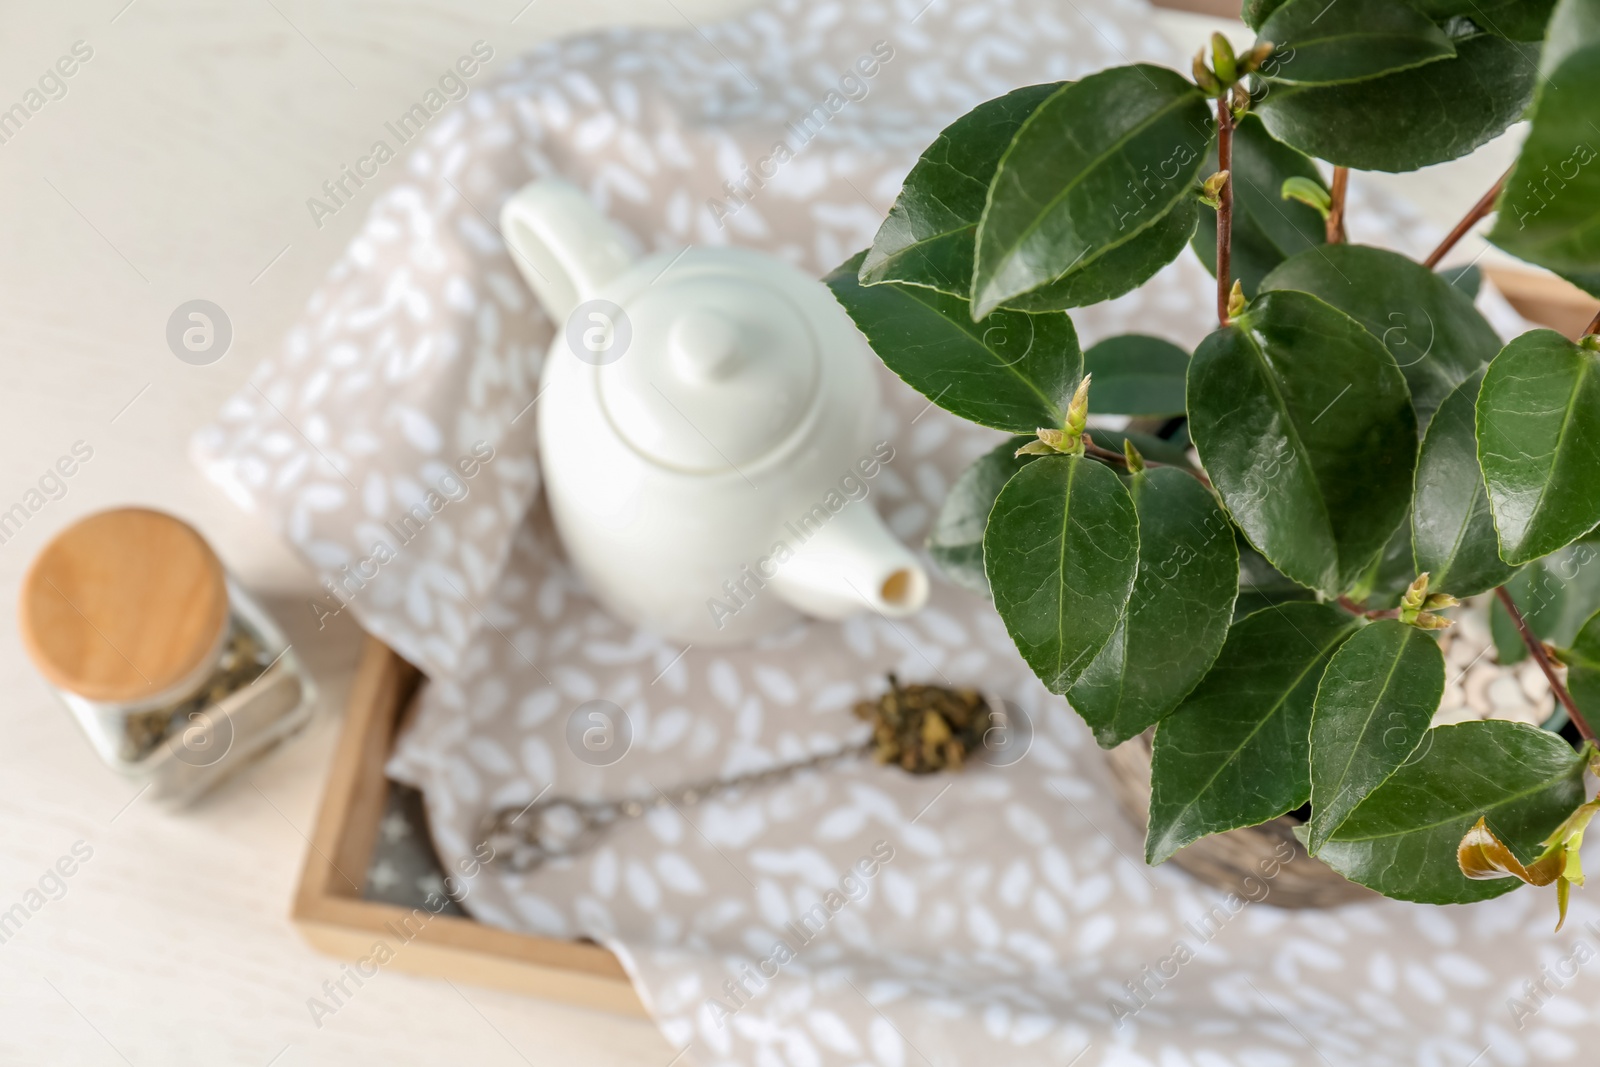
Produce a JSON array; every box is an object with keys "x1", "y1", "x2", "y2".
[
  {"x1": 1187, "y1": 289, "x2": 1418, "y2": 596},
  {"x1": 1000, "y1": 198, "x2": 1199, "y2": 312},
  {"x1": 1412, "y1": 371, "x2": 1522, "y2": 597},
  {"x1": 1243, "y1": 0, "x2": 1290, "y2": 30},
  {"x1": 1191, "y1": 114, "x2": 1327, "y2": 297},
  {"x1": 1567, "y1": 608, "x2": 1600, "y2": 724},
  {"x1": 861, "y1": 83, "x2": 1062, "y2": 296},
  {"x1": 1487, "y1": 31, "x2": 1600, "y2": 278},
  {"x1": 1348, "y1": 511, "x2": 1419, "y2": 609},
  {"x1": 1256, "y1": 34, "x2": 1541, "y2": 172},
  {"x1": 1079, "y1": 335, "x2": 1189, "y2": 417},
  {"x1": 1411, "y1": 0, "x2": 1558, "y2": 39},
  {"x1": 1236, "y1": 540, "x2": 1316, "y2": 617},
  {"x1": 1314, "y1": 720, "x2": 1587, "y2": 904},
  {"x1": 826, "y1": 251, "x2": 1083, "y2": 433},
  {"x1": 1257, "y1": 0, "x2": 1456, "y2": 86},
  {"x1": 1146, "y1": 601, "x2": 1360, "y2": 863},
  {"x1": 1477, "y1": 330, "x2": 1600, "y2": 565},
  {"x1": 1306, "y1": 620, "x2": 1446, "y2": 852},
  {"x1": 1069, "y1": 468, "x2": 1239, "y2": 747},
  {"x1": 927, "y1": 437, "x2": 1032, "y2": 594},
  {"x1": 1439, "y1": 263, "x2": 1482, "y2": 298},
  {"x1": 1258, "y1": 244, "x2": 1498, "y2": 427},
  {"x1": 972, "y1": 66, "x2": 1213, "y2": 317},
  {"x1": 984, "y1": 455, "x2": 1138, "y2": 694},
  {"x1": 1492, "y1": 543, "x2": 1600, "y2": 662}
]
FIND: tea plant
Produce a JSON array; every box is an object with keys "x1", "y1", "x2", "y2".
[{"x1": 828, "y1": 0, "x2": 1600, "y2": 917}]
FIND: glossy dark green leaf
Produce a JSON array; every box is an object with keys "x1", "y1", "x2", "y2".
[
  {"x1": 985, "y1": 455, "x2": 1138, "y2": 694},
  {"x1": 1412, "y1": 371, "x2": 1522, "y2": 597},
  {"x1": 1306, "y1": 620, "x2": 1446, "y2": 852},
  {"x1": 1566, "y1": 608, "x2": 1600, "y2": 724},
  {"x1": 1477, "y1": 330, "x2": 1600, "y2": 565},
  {"x1": 972, "y1": 65, "x2": 1213, "y2": 317},
  {"x1": 1257, "y1": 0, "x2": 1456, "y2": 86},
  {"x1": 1235, "y1": 540, "x2": 1316, "y2": 617},
  {"x1": 826, "y1": 251, "x2": 1082, "y2": 433},
  {"x1": 1314, "y1": 719, "x2": 1587, "y2": 903},
  {"x1": 1000, "y1": 198, "x2": 1199, "y2": 312},
  {"x1": 1491, "y1": 543, "x2": 1600, "y2": 663},
  {"x1": 1439, "y1": 263, "x2": 1482, "y2": 298},
  {"x1": 1188, "y1": 290, "x2": 1418, "y2": 596},
  {"x1": 1258, "y1": 244, "x2": 1498, "y2": 426},
  {"x1": 861, "y1": 83, "x2": 1062, "y2": 295},
  {"x1": 927, "y1": 436, "x2": 1032, "y2": 594},
  {"x1": 1146, "y1": 602, "x2": 1360, "y2": 863},
  {"x1": 1348, "y1": 510, "x2": 1418, "y2": 609},
  {"x1": 1257, "y1": 34, "x2": 1541, "y2": 172},
  {"x1": 1243, "y1": 0, "x2": 1290, "y2": 30},
  {"x1": 1412, "y1": 0, "x2": 1558, "y2": 39},
  {"x1": 1079, "y1": 335, "x2": 1189, "y2": 417},
  {"x1": 1191, "y1": 115, "x2": 1326, "y2": 297},
  {"x1": 1487, "y1": 25, "x2": 1600, "y2": 278},
  {"x1": 1069, "y1": 468, "x2": 1239, "y2": 747}
]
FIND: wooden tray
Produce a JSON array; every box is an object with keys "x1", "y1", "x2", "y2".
[{"x1": 291, "y1": 637, "x2": 648, "y2": 1016}]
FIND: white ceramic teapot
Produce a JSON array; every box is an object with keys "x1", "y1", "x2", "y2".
[{"x1": 500, "y1": 179, "x2": 929, "y2": 646}]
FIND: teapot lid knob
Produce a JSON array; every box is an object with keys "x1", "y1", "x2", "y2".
[
  {"x1": 596, "y1": 273, "x2": 820, "y2": 473},
  {"x1": 669, "y1": 312, "x2": 744, "y2": 383}
]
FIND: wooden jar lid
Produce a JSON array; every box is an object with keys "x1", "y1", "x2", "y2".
[{"x1": 19, "y1": 508, "x2": 230, "y2": 704}]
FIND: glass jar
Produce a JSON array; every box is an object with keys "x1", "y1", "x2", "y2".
[{"x1": 19, "y1": 507, "x2": 315, "y2": 804}]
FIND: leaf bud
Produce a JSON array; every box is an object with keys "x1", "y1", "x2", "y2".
[
  {"x1": 1226, "y1": 280, "x2": 1246, "y2": 321},
  {"x1": 1281, "y1": 176, "x2": 1331, "y2": 218},
  {"x1": 1240, "y1": 40, "x2": 1275, "y2": 74},
  {"x1": 1064, "y1": 373, "x2": 1091, "y2": 439},
  {"x1": 1211, "y1": 33, "x2": 1238, "y2": 85},
  {"x1": 1123, "y1": 438, "x2": 1146, "y2": 473},
  {"x1": 1192, "y1": 48, "x2": 1223, "y2": 96},
  {"x1": 1199, "y1": 170, "x2": 1229, "y2": 210}
]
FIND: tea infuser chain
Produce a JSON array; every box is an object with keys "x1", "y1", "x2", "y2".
[
  {"x1": 477, "y1": 676, "x2": 1006, "y2": 873},
  {"x1": 478, "y1": 739, "x2": 875, "y2": 873}
]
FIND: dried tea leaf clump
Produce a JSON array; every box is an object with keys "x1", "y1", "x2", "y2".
[{"x1": 854, "y1": 675, "x2": 991, "y2": 774}]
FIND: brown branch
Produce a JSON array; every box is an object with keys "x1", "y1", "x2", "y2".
[
  {"x1": 1082, "y1": 437, "x2": 1211, "y2": 488},
  {"x1": 1336, "y1": 595, "x2": 1398, "y2": 620},
  {"x1": 1584, "y1": 306, "x2": 1600, "y2": 338},
  {"x1": 1326, "y1": 167, "x2": 1349, "y2": 244},
  {"x1": 1424, "y1": 166, "x2": 1513, "y2": 269},
  {"x1": 1495, "y1": 586, "x2": 1597, "y2": 745},
  {"x1": 1216, "y1": 98, "x2": 1235, "y2": 326}
]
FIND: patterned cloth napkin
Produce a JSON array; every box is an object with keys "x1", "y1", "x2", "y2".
[{"x1": 193, "y1": 0, "x2": 1599, "y2": 1063}]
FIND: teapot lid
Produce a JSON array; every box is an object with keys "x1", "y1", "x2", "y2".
[{"x1": 599, "y1": 271, "x2": 819, "y2": 473}]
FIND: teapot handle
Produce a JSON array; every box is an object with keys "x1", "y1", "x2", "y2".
[{"x1": 500, "y1": 179, "x2": 635, "y2": 324}]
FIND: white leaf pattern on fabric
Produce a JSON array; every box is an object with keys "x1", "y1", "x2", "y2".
[{"x1": 189, "y1": 0, "x2": 1589, "y2": 1062}]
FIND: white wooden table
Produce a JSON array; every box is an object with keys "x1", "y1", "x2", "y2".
[{"x1": 0, "y1": 2, "x2": 1518, "y2": 1063}]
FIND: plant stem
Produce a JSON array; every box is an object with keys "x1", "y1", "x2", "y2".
[
  {"x1": 1216, "y1": 98, "x2": 1235, "y2": 326},
  {"x1": 1423, "y1": 166, "x2": 1512, "y2": 269},
  {"x1": 1336, "y1": 595, "x2": 1398, "y2": 620},
  {"x1": 1082, "y1": 437, "x2": 1212, "y2": 487},
  {"x1": 1585, "y1": 306, "x2": 1600, "y2": 338},
  {"x1": 1326, "y1": 167, "x2": 1348, "y2": 244},
  {"x1": 1495, "y1": 586, "x2": 1598, "y2": 745}
]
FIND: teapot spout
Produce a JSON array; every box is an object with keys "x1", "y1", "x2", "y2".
[{"x1": 768, "y1": 503, "x2": 929, "y2": 623}]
